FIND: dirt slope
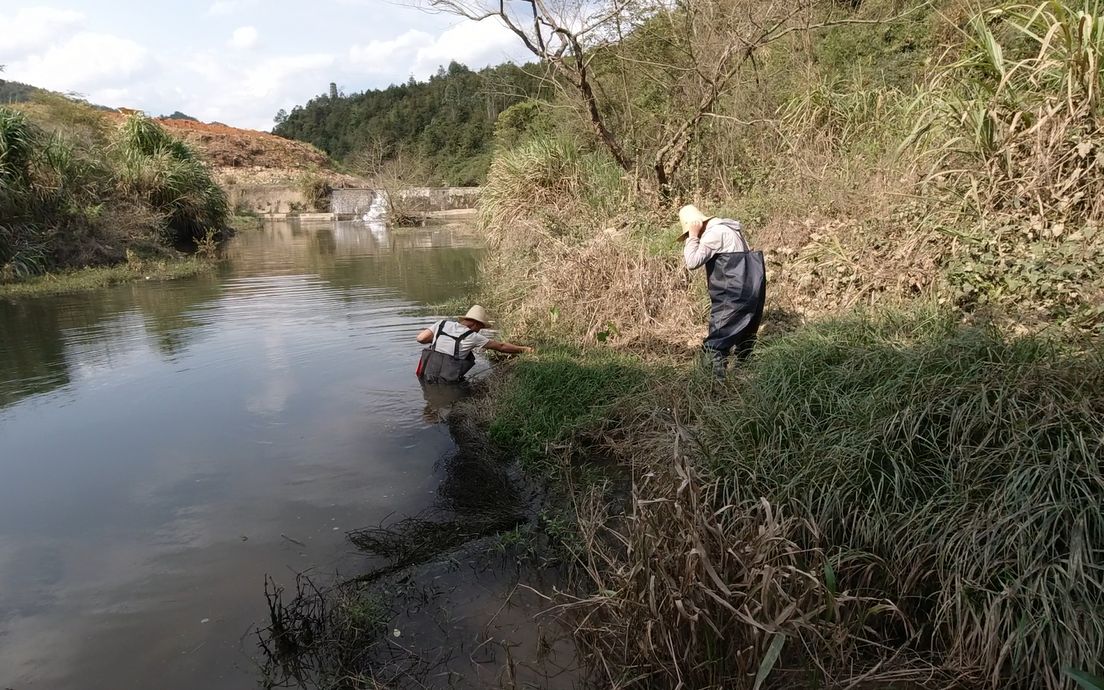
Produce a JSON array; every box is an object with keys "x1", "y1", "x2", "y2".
[{"x1": 150, "y1": 117, "x2": 364, "y2": 187}]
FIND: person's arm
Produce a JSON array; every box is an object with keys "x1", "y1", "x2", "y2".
[
  {"x1": 416, "y1": 328, "x2": 434, "y2": 344},
  {"x1": 485, "y1": 340, "x2": 533, "y2": 354},
  {"x1": 684, "y1": 225, "x2": 723, "y2": 270}
]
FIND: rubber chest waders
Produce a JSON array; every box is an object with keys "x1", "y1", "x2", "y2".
[
  {"x1": 702, "y1": 221, "x2": 767, "y2": 375},
  {"x1": 416, "y1": 321, "x2": 477, "y2": 383}
]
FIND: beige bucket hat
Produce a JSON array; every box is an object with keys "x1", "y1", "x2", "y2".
[
  {"x1": 462, "y1": 305, "x2": 491, "y2": 327},
  {"x1": 677, "y1": 204, "x2": 708, "y2": 241}
]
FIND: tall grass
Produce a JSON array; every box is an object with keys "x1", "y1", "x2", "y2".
[
  {"x1": 1, "y1": 105, "x2": 229, "y2": 282},
  {"x1": 914, "y1": 0, "x2": 1104, "y2": 224},
  {"x1": 112, "y1": 115, "x2": 229, "y2": 247},
  {"x1": 560, "y1": 309, "x2": 1104, "y2": 688},
  {"x1": 479, "y1": 136, "x2": 630, "y2": 242},
  {"x1": 476, "y1": 134, "x2": 707, "y2": 350}
]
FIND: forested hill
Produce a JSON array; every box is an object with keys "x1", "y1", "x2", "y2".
[
  {"x1": 272, "y1": 61, "x2": 544, "y2": 186},
  {"x1": 0, "y1": 79, "x2": 48, "y2": 104}
]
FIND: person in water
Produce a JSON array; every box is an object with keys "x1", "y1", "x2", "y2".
[
  {"x1": 678, "y1": 204, "x2": 766, "y2": 379},
  {"x1": 415, "y1": 305, "x2": 532, "y2": 383}
]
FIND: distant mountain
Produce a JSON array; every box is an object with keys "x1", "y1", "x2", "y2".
[{"x1": 163, "y1": 111, "x2": 199, "y2": 121}]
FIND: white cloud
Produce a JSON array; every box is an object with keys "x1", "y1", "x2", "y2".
[
  {"x1": 243, "y1": 53, "x2": 335, "y2": 100},
  {"x1": 206, "y1": 0, "x2": 258, "y2": 17},
  {"x1": 230, "y1": 25, "x2": 258, "y2": 49},
  {"x1": 8, "y1": 32, "x2": 151, "y2": 92},
  {"x1": 2, "y1": 6, "x2": 529, "y2": 132},
  {"x1": 347, "y1": 20, "x2": 521, "y2": 80},
  {"x1": 347, "y1": 30, "x2": 432, "y2": 75},
  {"x1": 410, "y1": 20, "x2": 520, "y2": 77},
  {"x1": 0, "y1": 7, "x2": 85, "y2": 59}
]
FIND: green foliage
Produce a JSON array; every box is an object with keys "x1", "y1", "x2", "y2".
[
  {"x1": 487, "y1": 347, "x2": 652, "y2": 472},
  {"x1": 945, "y1": 220, "x2": 1104, "y2": 331},
  {"x1": 112, "y1": 114, "x2": 229, "y2": 247},
  {"x1": 1066, "y1": 667, "x2": 1104, "y2": 690},
  {"x1": 912, "y1": 0, "x2": 1104, "y2": 224},
  {"x1": 813, "y1": 0, "x2": 940, "y2": 90},
  {"x1": 0, "y1": 78, "x2": 46, "y2": 104},
  {"x1": 297, "y1": 173, "x2": 332, "y2": 212},
  {"x1": 0, "y1": 103, "x2": 227, "y2": 281},
  {"x1": 695, "y1": 308, "x2": 1104, "y2": 687},
  {"x1": 0, "y1": 257, "x2": 214, "y2": 299},
  {"x1": 163, "y1": 111, "x2": 198, "y2": 121},
  {"x1": 480, "y1": 136, "x2": 630, "y2": 239},
  {"x1": 274, "y1": 61, "x2": 545, "y2": 185},
  {"x1": 492, "y1": 99, "x2": 554, "y2": 150}
]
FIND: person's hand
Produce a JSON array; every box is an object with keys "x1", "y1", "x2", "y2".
[
  {"x1": 688, "y1": 220, "x2": 704, "y2": 240},
  {"x1": 522, "y1": 346, "x2": 535, "y2": 354}
]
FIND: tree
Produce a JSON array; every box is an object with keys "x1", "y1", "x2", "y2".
[{"x1": 425, "y1": 0, "x2": 907, "y2": 197}]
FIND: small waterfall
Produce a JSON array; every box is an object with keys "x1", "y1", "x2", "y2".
[{"x1": 362, "y1": 191, "x2": 388, "y2": 223}]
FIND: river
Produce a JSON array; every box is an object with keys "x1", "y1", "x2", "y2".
[{"x1": 0, "y1": 220, "x2": 484, "y2": 690}]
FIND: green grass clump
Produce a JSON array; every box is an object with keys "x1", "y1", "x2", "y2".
[
  {"x1": 479, "y1": 136, "x2": 630, "y2": 241},
  {"x1": 697, "y1": 308, "x2": 1104, "y2": 687},
  {"x1": 487, "y1": 346, "x2": 652, "y2": 471},
  {"x1": 0, "y1": 257, "x2": 214, "y2": 299},
  {"x1": 1, "y1": 104, "x2": 228, "y2": 281}
]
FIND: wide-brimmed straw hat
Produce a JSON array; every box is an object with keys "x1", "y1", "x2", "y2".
[
  {"x1": 462, "y1": 305, "x2": 491, "y2": 327},
  {"x1": 677, "y1": 204, "x2": 708, "y2": 241}
]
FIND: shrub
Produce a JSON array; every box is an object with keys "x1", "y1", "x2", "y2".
[{"x1": 112, "y1": 115, "x2": 228, "y2": 247}]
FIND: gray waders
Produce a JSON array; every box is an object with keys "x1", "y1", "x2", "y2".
[
  {"x1": 702, "y1": 247, "x2": 767, "y2": 379},
  {"x1": 416, "y1": 321, "x2": 477, "y2": 384}
]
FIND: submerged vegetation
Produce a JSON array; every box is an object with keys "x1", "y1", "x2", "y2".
[{"x1": 0, "y1": 96, "x2": 228, "y2": 286}]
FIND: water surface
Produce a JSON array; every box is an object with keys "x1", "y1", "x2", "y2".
[{"x1": 0, "y1": 220, "x2": 483, "y2": 689}]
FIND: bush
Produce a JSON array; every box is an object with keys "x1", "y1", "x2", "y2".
[
  {"x1": 112, "y1": 115, "x2": 229, "y2": 247},
  {"x1": 0, "y1": 106, "x2": 229, "y2": 280},
  {"x1": 479, "y1": 136, "x2": 630, "y2": 241}
]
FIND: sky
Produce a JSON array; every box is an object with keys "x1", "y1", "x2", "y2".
[{"x1": 0, "y1": 1, "x2": 531, "y2": 131}]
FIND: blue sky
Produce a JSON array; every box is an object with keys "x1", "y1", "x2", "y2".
[{"x1": 0, "y1": 1, "x2": 530, "y2": 130}]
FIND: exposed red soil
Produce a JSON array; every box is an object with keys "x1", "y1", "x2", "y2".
[{"x1": 153, "y1": 118, "x2": 333, "y2": 171}]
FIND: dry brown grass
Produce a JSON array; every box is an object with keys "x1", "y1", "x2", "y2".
[
  {"x1": 554, "y1": 422, "x2": 950, "y2": 690},
  {"x1": 483, "y1": 225, "x2": 705, "y2": 354}
]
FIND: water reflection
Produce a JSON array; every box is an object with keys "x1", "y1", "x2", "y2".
[
  {"x1": 0, "y1": 220, "x2": 484, "y2": 690},
  {"x1": 419, "y1": 381, "x2": 471, "y2": 424}
]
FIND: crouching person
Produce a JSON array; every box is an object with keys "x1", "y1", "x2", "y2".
[{"x1": 415, "y1": 305, "x2": 532, "y2": 383}]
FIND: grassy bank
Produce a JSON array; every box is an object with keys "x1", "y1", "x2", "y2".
[
  {"x1": 483, "y1": 311, "x2": 1103, "y2": 688},
  {"x1": 0, "y1": 256, "x2": 216, "y2": 299},
  {"x1": 1, "y1": 97, "x2": 229, "y2": 282},
  {"x1": 255, "y1": 0, "x2": 1104, "y2": 687},
  {"x1": 463, "y1": 0, "x2": 1104, "y2": 688}
]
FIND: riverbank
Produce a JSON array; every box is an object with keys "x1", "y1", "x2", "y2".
[
  {"x1": 257, "y1": 400, "x2": 584, "y2": 689},
  {"x1": 260, "y1": 308, "x2": 1104, "y2": 689},
  {"x1": 0, "y1": 256, "x2": 216, "y2": 300},
  {"x1": 255, "y1": 0, "x2": 1103, "y2": 685}
]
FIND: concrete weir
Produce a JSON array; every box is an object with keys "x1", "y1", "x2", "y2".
[
  {"x1": 244, "y1": 187, "x2": 481, "y2": 222},
  {"x1": 330, "y1": 187, "x2": 481, "y2": 216}
]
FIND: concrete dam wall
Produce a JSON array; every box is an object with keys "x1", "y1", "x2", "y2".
[{"x1": 330, "y1": 187, "x2": 481, "y2": 215}]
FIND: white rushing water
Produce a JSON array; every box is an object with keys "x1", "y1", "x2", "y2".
[{"x1": 362, "y1": 191, "x2": 389, "y2": 222}]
